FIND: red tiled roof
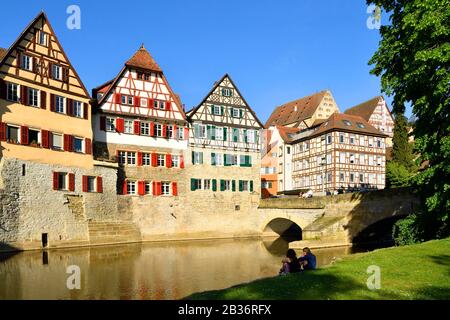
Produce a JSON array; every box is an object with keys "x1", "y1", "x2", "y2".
[
  {"x1": 265, "y1": 90, "x2": 327, "y2": 128},
  {"x1": 125, "y1": 44, "x2": 162, "y2": 72},
  {"x1": 0, "y1": 48, "x2": 7, "y2": 61},
  {"x1": 276, "y1": 125, "x2": 301, "y2": 143},
  {"x1": 344, "y1": 96, "x2": 383, "y2": 121}
]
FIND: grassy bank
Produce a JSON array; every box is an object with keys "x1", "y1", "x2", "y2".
[{"x1": 187, "y1": 238, "x2": 450, "y2": 300}]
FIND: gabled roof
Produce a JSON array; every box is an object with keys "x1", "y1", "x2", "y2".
[
  {"x1": 0, "y1": 11, "x2": 90, "y2": 98},
  {"x1": 344, "y1": 96, "x2": 384, "y2": 121},
  {"x1": 187, "y1": 73, "x2": 264, "y2": 128},
  {"x1": 291, "y1": 113, "x2": 388, "y2": 143},
  {"x1": 125, "y1": 44, "x2": 162, "y2": 72},
  {"x1": 265, "y1": 90, "x2": 328, "y2": 128}
]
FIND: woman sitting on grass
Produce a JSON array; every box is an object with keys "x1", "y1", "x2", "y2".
[
  {"x1": 298, "y1": 247, "x2": 317, "y2": 270},
  {"x1": 279, "y1": 249, "x2": 301, "y2": 275}
]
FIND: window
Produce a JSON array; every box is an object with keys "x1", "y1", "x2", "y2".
[
  {"x1": 161, "y1": 182, "x2": 171, "y2": 195},
  {"x1": 326, "y1": 135, "x2": 332, "y2": 144},
  {"x1": 199, "y1": 125, "x2": 207, "y2": 139},
  {"x1": 38, "y1": 31, "x2": 48, "y2": 46},
  {"x1": 6, "y1": 125, "x2": 19, "y2": 143},
  {"x1": 137, "y1": 72, "x2": 143, "y2": 80},
  {"x1": 127, "y1": 181, "x2": 136, "y2": 195},
  {"x1": 154, "y1": 100, "x2": 165, "y2": 110},
  {"x1": 127, "y1": 152, "x2": 136, "y2": 165},
  {"x1": 157, "y1": 154, "x2": 165, "y2": 167},
  {"x1": 340, "y1": 152, "x2": 346, "y2": 164},
  {"x1": 339, "y1": 134, "x2": 345, "y2": 144},
  {"x1": 212, "y1": 153, "x2": 223, "y2": 166},
  {"x1": 342, "y1": 120, "x2": 352, "y2": 126},
  {"x1": 359, "y1": 136, "x2": 366, "y2": 146},
  {"x1": 359, "y1": 174, "x2": 364, "y2": 183},
  {"x1": 192, "y1": 151, "x2": 203, "y2": 165},
  {"x1": 326, "y1": 154, "x2": 332, "y2": 164},
  {"x1": 73, "y1": 101, "x2": 82, "y2": 118},
  {"x1": 356, "y1": 122, "x2": 365, "y2": 129},
  {"x1": 369, "y1": 137, "x2": 374, "y2": 147},
  {"x1": 241, "y1": 180, "x2": 249, "y2": 191},
  {"x1": 172, "y1": 155, "x2": 179, "y2": 167},
  {"x1": 304, "y1": 142, "x2": 309, "y2": 150},
  {"x1": 222, "y1": 88, "x2": 233, "y2": 97},
  {"x1": 121, "y1": 95, "x2": 133, "y2": 106},
  {"x1": 369, "y1": 155, "x2": 374, "y2": 166},
  {"x1": 203, "y1": 179, "x2": 211, "y2": 190},
  {"x1": 262, "y1": 181, "x2": 273, "y2": 189},
  {"x1": 141, "y1": 122, "x2": 150, "y2": 136},
  {"x1": 232, "y1": 108, "x2": 240, "y2": 118},
  {"x1": 377, "y1": 139, "x2": 382, "y2": 148},
  {"x1": 224, "y1": 180, "x2": 231, "y2": 191},
  {"x1": 212, "y1": 105, "x2": 221, "y2": 115},
  {"x1": 167, "y1": 125, "x2": 174, "y2": 139},
  {"x1": 52, "y1": 133, "x2": 63, "y2": 150},
  {"x1": 142, "y1": 153, "x2": 151, "y2": 166},
  {"x1": 87, "y1": 176, "x2": 96, "y2": 192},
  {"x1": 247, "y1": 130, "x2": 255, "y2": 143},
  {"x1": 29, "y1": 129, "x2": 39, "y2": 145},
  {"x1": 55, "y1": 96, "x2": 65, "y2": 113},
  {"x1": 340, "y1": 172, "x2": 345, "y2": 182},
  {"x1": 124, "y1": 120, "x2": 133, "y2": 134},
  {"x1": 215, "y1": 127, "x2": 223, "y2": 141},
  {"x1": 73, "y1": 137, "x2": 83, "y2": 153},
  {"x1": 349, "y1": 135, "x2": 355, "y2": 144},
  {"x1": 377, "y1": 156, "x2": 382, "y2": 166},
  {"x1": 52, "y1": 65, "x2": 62, "y2": 80},
  {"x1": 140, "y1": 98, "x2": 148, "y2": 107},
  {"x1": 177, "y1": 126, "x2": 184, "y2": 140},
  {"x1": 106, "y1": 117, "x2": 116, "y2": 132},
  {"x1": 118, "y1": 151, "x2": 126, "y2": 165},
  {"x1": 7, "y1": 83, "x2": 19, "y2": 102},
  {"x1": 145, "y1": 182, "x2": 152, "y2": 195},
  {"x1": 287, "y1": 146, "x2": 291, "y2": 155},
  {"x1": 327, "y1": 173, "x2": 333, "y2": 183},
  {"x1": 21, "y1": 55, "x2": 32, "y2": 71},
  {"x1": 58, "y1": 173, "x2": 67, "y2": 190},
  {"x1": 350, "y1": 173, "x2": 355, "y2": 183},
  {"x1": 317, "y1": 174, "x2": 323, "y2": 185},
  {"x1": 350, "y1": 153, "x2": 355, "y2": 164},
  {"x1": 360, "y1": 154, "x2": 366, "y2": 165},
  {"x1": 154, "y1": 123, "x2": 162, "y2": 137},
  {"x1": 28, "y1": 88, "x2": 39, "y2": 107},
  {"x1": 193, "y1": 179, "x2": 202, "y2": 190}
]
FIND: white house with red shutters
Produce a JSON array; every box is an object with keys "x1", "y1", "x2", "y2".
[{"x1": 92, "y1": 44, "x2": 188, "y2": 197}]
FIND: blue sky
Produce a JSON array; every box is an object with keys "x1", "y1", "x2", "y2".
[{"x1": 0, "y1": 0, "x2": 408, "y2": 122}]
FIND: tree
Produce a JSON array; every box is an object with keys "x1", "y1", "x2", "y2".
[
  {"x1": 368, "y1": 0, "x2": 450, "y2": 239},
  {"x1": 386, "y1": 161, "x2": 413, "y2": 188},
  {"x1": 391, "y1": 112, "x2": 416, "y2": 172}
]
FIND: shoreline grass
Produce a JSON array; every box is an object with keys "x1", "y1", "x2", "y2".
[{"x1": 186, "y1": 238, "x2": 450, "y2": 300}]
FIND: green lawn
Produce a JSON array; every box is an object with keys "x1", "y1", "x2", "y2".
[{"x1": 186, "y1": 238, "x2": 450, "y2": 300}]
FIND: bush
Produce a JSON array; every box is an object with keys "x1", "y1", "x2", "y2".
[
  {"x1": 392, "y1": 214, "x2": 424, "y2": 246},
  {"x1": 386, "y1": 161, "x2": 414, "y2": 188}
]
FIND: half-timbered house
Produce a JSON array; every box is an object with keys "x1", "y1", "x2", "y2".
[
  {"x1": 92, "y1": 44, "x2": 188, "y2": 197},
  {"x1": 186, "y1": 74, "x2": 263, "y2": 198}
]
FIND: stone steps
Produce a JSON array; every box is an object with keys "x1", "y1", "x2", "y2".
[{"x1": 88, "y1": 221, "x2": 141, "y2": 244}]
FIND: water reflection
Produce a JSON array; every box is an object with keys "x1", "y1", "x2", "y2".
[{"x1": 0, "y1": 238, "x2": 367, "y2": 300}]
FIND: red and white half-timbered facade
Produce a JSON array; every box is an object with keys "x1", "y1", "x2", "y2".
[{"x1": 92, "y1": 45, "x2": 188, "y2": 197}]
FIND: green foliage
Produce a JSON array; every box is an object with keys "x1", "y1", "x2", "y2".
[
  {"x1": 392, "y1": 214, "x2": 424, "y2": 245},
  {"x1": 386, "y1": 161, "x2": 413, "y2": 187},
  {"x1": 368, "y1": 0, "x2": 450, "y2": 240},
  {"x1": 392, "y1": 113, "x2": 416, "y2": 171}
]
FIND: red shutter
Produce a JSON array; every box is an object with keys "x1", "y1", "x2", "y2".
[
  {"x1": 152, "y1": 181, "x2": 157, "y2": 196},
  {"x1": 49, "y1": 131, "x2": 53, "y2": 149},
  {"x1": 148, "y1": 98, "x2": 153, "y2": 108},
  {"x1": 166, "y1": 154, "x2": 172, "y2": 168},
  {"x1": 66, "y1": 98, "x2": 73, "y2": 116},
  {"x1": 20, "y1": 126, "x2": 29, "y2": 145},
  {"x1": 50, "y1": 94, "x2": 55, "y2": 111},
  {"x1": 21, "y1": 85, "x2": 28, "y2": 106},
  {"x1": 157, "y1": 182, "x2": 162, "y2": 196},
  {"x1": 137, "y1": 152, "x2": 143, "y2": 166},
  {"x1": 173, "y1": 125, "x2": 177, "y2": 139},
  {"x1": 40, "y1": 91, "x2": 47, "y2": 109},
  {"x1": 180, "y1": 155, "x2": 185, "y2": 169},
  {"x1": 116, "y1": 118, "x2": 124, "y2": 133},
  {"x1": 166, "y1": 101, "x2": 171, "y2": 111},
  {"x1": 82, "y1": 175, "x2": 88, "y2": 192},
  {"x1": 138, "y1": 181, "x2": 145, "y2": 196},
  {"x1": 162, "y1": 125, "x2": 167, "y2": 138},
  {"x1": 68, "y1": 173, "x2": 75, "y2": 192},
  {"x1": 172, "y1": 182, "x2": 178, "y2": 196},
  {"x1": 97, "y1": 176, "x2": 103, "y2": 193},
  {"x1": 122, "y1": 180, "x2": 128, "y2": 195},
  {"x1": 134, "y1": 120, "x2": 140, "y2": 135},
  {"x1": 184, "y1": 127, "x2": 189, "y2": 140},
  {"x1": 100, "y1": 116, "x2": 106, "y2": 131},
  {"x1": 0, "y1": 122, "x2": 7, "y2": 141},
  {"x1": 0, "y1": 79, "x2": 6, "y2": 100},
  {"x1": 114, "y1": 93, "x2": 121, "y2": 104},
  {"x1": 53, "y1": 172, "x2": 59, "y2": 190},
  {"x1": 134, "y1": 96, "x2": 140, "y2": 108},
  {"x1": 150, "y1": 122, "x2": 155, "y2": 137},
  {"x1": 63, "y1": 134, "x2": 71, "y2": 152},
  {"x1": 41, "y1": 130, "x2": 49, "y2": 148},
  {"x1": 48, "y1": 62, "x2": 53, "y2": 78},
  {"x1": 85, "y1": 138, "x2": 92, "y2": 155},
  {"x1": 152, "y1": 153, "x2": 158, "y2": 167},
  {"x1": 83, "y1": 103, "x2": 89, "y2": 119}
]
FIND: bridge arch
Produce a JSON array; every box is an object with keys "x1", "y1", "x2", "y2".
[{"x1": 263, "y1": 218, "x2": 302, "y2": 240}]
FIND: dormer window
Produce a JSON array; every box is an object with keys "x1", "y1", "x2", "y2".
[
  {"x1": 356, "y1": 122, "x2": 365, "y2": 129},
  {"x1": 38, "y1": 31, "x2": 48, "y2": 46},
  {"x1": 222, "y1": 88, "x2": 233, "y2": 97},
  {"x1": 342, "y1": 120, "x2": 352, "y2": 126}
]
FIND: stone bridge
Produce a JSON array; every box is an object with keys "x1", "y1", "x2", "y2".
[{"x1": 257, "y1": 188, "x2": 420, "y2": 245}]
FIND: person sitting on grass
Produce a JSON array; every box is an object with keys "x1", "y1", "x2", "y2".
[
  {"x1": 279, "y1": 249, "x2": 301, "y2": 275},
  {"x1": 299, "y1": 247, "x2": 317, "y2": 270}
]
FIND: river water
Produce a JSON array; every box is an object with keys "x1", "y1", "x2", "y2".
[{"x1": 0, "y1": 238, "x2": 371, "y2": 300}]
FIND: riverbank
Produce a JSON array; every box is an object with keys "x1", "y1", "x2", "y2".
[{"x1": 186, "y1": 238, "x2": 450, "y2": 300}]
